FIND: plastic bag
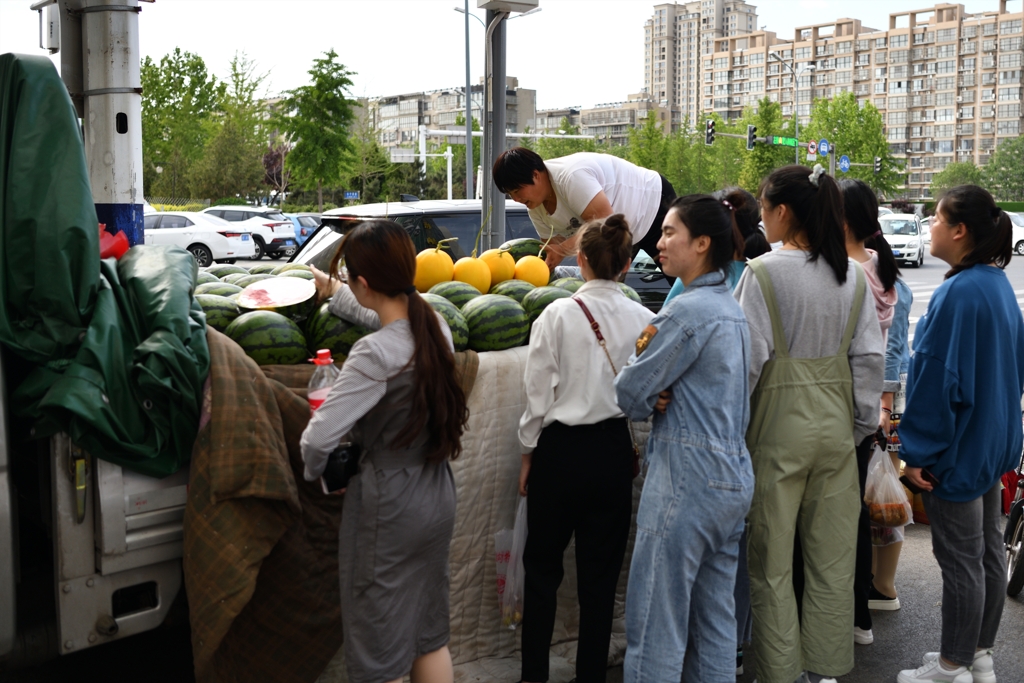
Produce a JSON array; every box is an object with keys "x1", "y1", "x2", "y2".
[
  {"x1": 494, "y1": 528, "x2": 513, "y2": 606},
  {"x1": 870, "y1": 523, "x2": 906, "y2": 546},
  {"x1": 865, "y1": 445, "x2": 912, "y2": 528},
  {"x1": 501, "y1": 497, "x2": 528, "y2": 630}
]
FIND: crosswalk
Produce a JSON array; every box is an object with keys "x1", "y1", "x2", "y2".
[{"x1": 904, "y1": 281, "x2": 1024, "y2": 344}]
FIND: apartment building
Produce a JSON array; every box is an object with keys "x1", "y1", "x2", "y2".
[
  {"x1": 702, "y1": 2, "x2": 1024, "y2": 199},
  {"x1": 534, "y1": 107, "x2": 581, "y2": 135},
  {"x1": 644, "y1": 0, "x2": 759, "y2": 129},
  {"x1": 580, "y1": 94, "x2": 671, "y2": 146},
  {"x1": 365, "y1": 77, "x2": 537, "y2": 148}
]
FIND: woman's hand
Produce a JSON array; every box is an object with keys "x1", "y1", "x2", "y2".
[
  {"x1": 879, "y1": 408, "x2": 891, "y2": 437},
  {"x1": 518, "y1": 453, "x2": 532, "y2": 497},
  {"x1": 903, "y1": 466, "x2": 933, "y2": 492},
  {"x1": 655, "y1": 390, "x2": 672, "y2": 414},
  {"x1": 542, "y1": 235, "x2": 570, "y2": 269},
  {"x1": 310, "y1": 265, "x2": 341, "y2": 301}
]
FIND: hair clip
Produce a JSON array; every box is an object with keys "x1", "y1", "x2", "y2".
[
  {"x1": 808, "y1": 164, "x2": 826, "y2": 187},
  {"x1": 722, "y1": 200, "x2": 733, "y2": 211}
]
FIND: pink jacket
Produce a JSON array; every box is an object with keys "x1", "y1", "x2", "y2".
[{"x1": 859, "y1": 250, "x2": 897, "y2": 343}]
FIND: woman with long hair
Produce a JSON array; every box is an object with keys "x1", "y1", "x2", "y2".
[
  {"x1": 302, "y1": 220, "x2": 469, "y2": 683},
  {"x1": 518, "y1": 214, "x2": 653, "y2": 683},
  {"x1": 734, "y1": 165, "x2": 884, "y2": 683},
  {"x1": 896, "y1": 186, "x2": 1024, "y2": 683}
]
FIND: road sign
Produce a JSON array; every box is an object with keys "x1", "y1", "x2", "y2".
[
  {"x1": 807, "y1": 140, "x2": 818, "y2": 155},
  {"x1": 819, "y1": 139, "x2": 831, "y2": 156},
  {"x1": 839, "y1": 155, "x2": 851, "y2": 173},
  {"x1": 344, "y1": 191, "x2": 360, "y2": 200}
]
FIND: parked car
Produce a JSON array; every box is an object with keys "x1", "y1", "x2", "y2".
[
  {"x1": 201, "y1": 206, "x2": 297, "y2": 260},
  {"x1": 1007, "y1": 212, "x2": 1024, "y2": 256},
  {"x1": 878, "y1": 206, "x2": 894, "y2": 217},
  {"x1": 285, "y1": 213, "x2": 321, "y2": 247},
  {"x1": 879, "y1": 213, "x2": 924, "y2": 268},
  {"x1": 295, "y1": 199, "x2": 672, "y2": 312},
  {"x1": 142, "y1": 211, "x2": 255, "y2": 267}
]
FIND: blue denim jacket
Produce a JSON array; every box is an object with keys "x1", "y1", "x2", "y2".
[
  {"x1": 884, "y1": 278, "x2": 913, "y2": 393},
  {"x1": 614, "y1": 270, "x2": 752, "y2": 459}
]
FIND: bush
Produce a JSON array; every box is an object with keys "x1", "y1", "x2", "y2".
[
  {"x1": 889, "y1": 199, "x2": 914, "y2": 214},
  {"x1": 996, "y1": 202, "x2": 1024, "y2": 213},
  {"x1": 213, "y1": 196, "x2": 249, "y2": 206}
]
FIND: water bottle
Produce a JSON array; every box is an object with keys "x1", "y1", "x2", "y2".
[{"x1": 308, "y1": 349, "x2": 340, "y2": 414}]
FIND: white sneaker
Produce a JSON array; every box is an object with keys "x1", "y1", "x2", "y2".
[
  {"x1": 898, "y1": 657, "x2": 973, "y2": 683},
  {"x1": 922, "y1": 650, "x2": 995, "y2": 683},
  {"x1": 854, "y1": 626, "x2": 874, "y2": 645}
]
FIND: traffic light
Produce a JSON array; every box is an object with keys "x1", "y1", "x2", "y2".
[
  {"x1": 874, "y1": 156, "x2": 882, "y2": 174},
  {"x1": 705, "y1": 119, "x2": 715, "y2": 146},
  {"x1": 746, "y1": 124, "x2": 757, "y2": 151}
]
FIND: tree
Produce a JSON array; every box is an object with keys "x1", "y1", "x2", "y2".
[
  {"x1": 535, "y1": 117, "x2": 597, "y2": 159},
  {"x1": 344, "y1": 116, "x2": 393, "y2": 204},
  {"x1": 983, "y1": 136, "x2": 1024, "y2": 201},
  {"x1": 274, "y1": 49, "x2": 357, "y2": 212},
  {"x1": 930, "y1": 161, "x2": 984, "y2": 199},
  {"x1": 425, "y1": 113, "x2": 481, "y2": 199},
  {"x1": 140, "y1": 48, "x2": 223, "y2": 198},
  {"x1": 738, "y1": 98, "x2": 795, "y2": 193},
  {"x1": 264, "y1": 141, "x2": 293, "y2": 205},
  {"x1": 627, "y1": 115, "x2": 668, "y2": 176}
]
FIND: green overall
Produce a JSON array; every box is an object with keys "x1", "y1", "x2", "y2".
[{"x1": 745, "y1": 258, "x2": 865, "y2": 683}]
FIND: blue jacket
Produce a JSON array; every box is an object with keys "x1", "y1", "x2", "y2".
[
  {"x1": 663, "y1": 260, "x2": 746, "y2": 304},
  {"x1": 884, "y1": 278, "x2": 913, "y2": 393},
  {"x1": 615, "y1": 270, "x2": 751, "y2": 463},
  {"x1": 899, "y1": 266, "x2": 1024, "y2": 502}
]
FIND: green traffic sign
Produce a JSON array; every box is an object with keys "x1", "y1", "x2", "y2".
[{"x1": 771, "y1": 136, "x2": 799, "y2": 147}]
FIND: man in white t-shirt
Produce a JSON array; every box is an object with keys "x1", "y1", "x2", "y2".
[{"x1": 492, "y1": 148, "x2": 676, "y2": 269}]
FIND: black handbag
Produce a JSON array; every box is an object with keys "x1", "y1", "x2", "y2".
[{"x1": 321, "y1": 442, "x2": 362, "y2": 493}]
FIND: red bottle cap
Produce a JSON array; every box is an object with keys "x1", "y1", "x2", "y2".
[{"x1": 311, "y1": 349, "x2": 333, "y2": 365}]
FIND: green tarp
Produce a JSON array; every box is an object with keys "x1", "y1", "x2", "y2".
[{"x1": 0, "y1": 53, "x2": 209, "y2": 477}]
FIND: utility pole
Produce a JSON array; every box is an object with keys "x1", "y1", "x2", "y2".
[
  {"x1": 482, "y1": 9, "x2": 507, "y2": 251},
  {"x1": 463, "y1": 0, "x2": 474, "y2": 201}
]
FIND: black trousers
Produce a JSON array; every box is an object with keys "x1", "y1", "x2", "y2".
[
  {"x1": 521, "y1": 419, "x2": 634, "y2": 683},
  {"x1": 631, "y1": 174, "x2": 677, "y2": 266}
]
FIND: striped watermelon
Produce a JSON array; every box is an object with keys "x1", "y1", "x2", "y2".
[
  {"x1": 489, "y1": 279, "x2": 536, "y2": 304},
  {"x1": 247, "y1": 263, "x2": 279, "y2": 275},
  {"x1": 499, "y1": 238, "x2": 544, "y2": 262},
  {"x1": 205, "y1": 264, "x2": 248, "y2": 278},
  {"x1": 522, "y1": 286, "x2": 573, "y2": 325},
  {"x1": 278, "y1": 270, "x2": 315, "y2": 280},
  {"x1": 271, "y1": 263, "x2": 312, "y2": 276},
  {"x1": 224, "y1": 310, "x2": 308, "y2": 365},
  {"x1": 429, "y1": 280, "x2": 482, "y2": 309},
  {"x1": 550, "y1": 277, "x2": 584, "y2": 293},
  {"x1": 222, "y1": 272, "x2": 252, "y2": 285},
  {"x1": 237, "y1": 277, "x2": 318, "y2": 323},
  {"x1": 195, "y1": 294, "x2": 240, "y2": 332},
  {"x1": 196, "y1": 271, "x2": 221, "y2": 285},
  {"x1": 196, "y1": 282, "x2": 243, "y2": 297},
  {"x1": 460, "y1": 294, "x2": 529, "y2": 351},
  {"x1": 234, "y1": 273, "x2": 276, "y2": 289},
  {"x1": 305, "y1": 300, "x2": 371, "y2": 358},
  {"x1": 421, "y1": 293, "x2": 469, "y2": 352},
  {"x1": 619, "y1": 283, "x2": 642, "y2": 304}
]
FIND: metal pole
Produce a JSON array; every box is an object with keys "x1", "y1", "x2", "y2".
[
  {"x1": 446, "y1": 146, "x2": 453, "y2": 201},
  {"x1": 82, "y1": 0, "x2": 144, "y2": 247},
  {"x1": 419, "y1": 123, "x2": 427, "y2": 176},
  {"x1": 485, "y1": 10, "x2": 507, "y2": 251},
  {"x1": 793, "y1": 60, "x2": 800, "y2": 165},
  {"x1": 463, "y1": 0, "x2": 474, "y2": 200}
]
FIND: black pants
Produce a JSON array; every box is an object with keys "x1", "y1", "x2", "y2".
[
  {"x1": 521, "y1": 419, "x2": 634, "y2": 683},
  {"x1": 631, "y1": 174, "x2": 677, "y2": 266}
]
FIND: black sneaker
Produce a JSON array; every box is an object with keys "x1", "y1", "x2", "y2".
[
  {"x1": 868, "y1": 584, "x2": 901, "y2": 611},
  {"x1": 736, "y1": 648, "x2": 744, "y2": 676}
]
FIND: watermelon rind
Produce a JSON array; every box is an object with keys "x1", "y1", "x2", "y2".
[
  {"x1": 499, "y1": 238, "x2": 545, "y2": 262},
  {"x1": 278, "y1": 270, "x2": 316, "y2": 280},
  {"x1": 489, "y1": 279, "x2": 536, "y2": 304},
  {"x1": 195, "y1": 282, "x2": 243, "y2": 297},
  {"x1": 522, "y1": 286, "x2": 573, "y2": 325},
  {"x1": 205, "y1": 264, "x2": 249, "y2": 278},
  {"x1": 619, "y1": 283, "x2": 642, "y2": 304},
  {"x1": 233, "y1": 273, "x2": 276, "y2": 289},
  {"x1": 195, "y1": 294, "x2": 240, "y2": 332},
  {"x1": 429, "y1": 280, "x2": 482, "y2": 310},
  {"x1": 549, "y1": 277, "x2": 585, "y2": 294},
  {"x1": 460, "y1": 294, "x2": 529, "y2": 352},
  {"x1": 237, "y1": 277, "x2": 318, "y2": 323},
  {"x1": 271, "y1": 263, "x2": 313, "y2": 276},
  {"x1": 225, "y1": 310, "x2": 308, "y2": 365},
  {"x1": 196, "y1": 271, "x2": 221, "y2": 285},
  {"x1": 421, "y1": 293, "x2": 469, "y2": 352},
  {"x1": 304, "y1": 300, "x2": 372, "y2": 358},
  {"x1": 247, "y1": 263, "x2": 279, "y2": 275}
]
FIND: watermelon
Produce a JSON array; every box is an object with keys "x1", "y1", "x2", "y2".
[
  {"x1": 271, "y1": 263, "x2": 313, "y2": 276},
  {"x1": 522, "y1": 286, "x2": 573, "y2": 324},
  {"x1": 550, "y1": 277, "x2": 585, "y2": 294},
  {"x1": 460, "y1": 294, "x2": 529, "y2": 351},
  {"x1": 305, "y1": 300, "x2": 371, "y2": 358},
  {"x1": 489, "y1": 279, "x2": 536, "y2": 304},
  {"x1": 247, "y1": 263, "x2": 279, "y2": 275},
  {"x1": 429, "y1": 280, "x2": 482, "y2": 309},
  {"x1": 225, "y1": 310, "x2": 309, "y2": 365},
  {"x1": 619, "y1": 283, "x2": 642, "y2": 305},
  {"x1": 278, "y1": 270, "x2": 315, "y2": 280},
  {"x1": 205, "y1": 264, "x2": 248, "y2": 278},
  {"x1": 195, "y1": 294, "x2": 240, "y2": 332},
  {"x1": 422, "y1": 293, "x2": 469, "y2": 352},
  {"x1": 227, "y1": 292, "x2": 242, "y2": 302},
  {"x1": 233, "y1": 273, "x2": 276, "y2": 289},
  {"x1": 196, "y1": 271, "x2": 221, "y2": 285},
  {"x1": 195, "y1": 282, "x2": 243, "y2": 297},
  {"x1": 237, "y1": 277, "x2": 318, "y2": 323},
  {"x1": 499, "y1": 238, "x2": 545, "y2": 262},
  {"x1": 222, "y1": 272, "x2": 251, "y2": 285}
]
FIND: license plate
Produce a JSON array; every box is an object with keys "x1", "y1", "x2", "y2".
[
  {"x1": 284, "y1": 240, "x2": 295, "y2": 246},
  {"x1": 242, "y1": 234, "x2": 250, "y2": 241},
  {"x1": 892, "y1": 250, "x2": 901, "y2": 256}
]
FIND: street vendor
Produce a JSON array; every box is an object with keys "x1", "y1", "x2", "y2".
[{"x1": 492, "y1": 148, "x2": 676, "y2": 269}]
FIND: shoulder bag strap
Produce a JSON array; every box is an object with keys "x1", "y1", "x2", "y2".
[
  {"x1": 839, "y1": 262, "x2": 867, "y2": 356},
  {"x1": 747, "y1": 258, "x2": 790, "y2": 359}
]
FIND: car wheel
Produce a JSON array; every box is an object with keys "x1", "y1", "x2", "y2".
[
  {"x1": 1016, "y1": 241, "x2": 1024, "y2": 256},
  {"x1": 268, "y1": 252, "x2": 284, "y2": 260},
  {"x1": 1007, "y1": 515, "x2": 1024, "y2": 596},
  {"x1": 188, "y1": 244, "x2": 213, "y2": 268},
  {"x1": 917, "y1": 252, "x2": 924, "y2": 268},
  {"x1": 251, "y1": 236, "x2": 265, "y2": 261}
]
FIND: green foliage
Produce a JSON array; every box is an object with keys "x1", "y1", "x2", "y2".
[
  {"x1": 535, "y1": 118, "x2": 597, "y2": 159},
  {"x1": 983, "y1": 136, "x2": 1024, "y2": 201},
  {"x1": 996, "y1": 202, "x2": 1024, "y2": 212},
  {"x1": 424, "y1": 113, "x2": 481, "y2": 199},
  {"x1": 344, "y1": 115, "x2": 395, "y2": 204},
  {"x1": 738, "y1": 98, "x2": 795, "y2": 193},
  {"x1": 627, "y1": 116, "x2": 668, "y2": 174},
  {"x1": 214, "y1": 196, "x2": 249, "y2": 206},
  {"x1": 930, "y1": 161, "x2": 984, "y2": 199}
]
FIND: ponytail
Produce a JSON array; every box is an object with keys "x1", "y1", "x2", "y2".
[
  {"x1": 760, "y1": 164, "x2": 848, "y2": 284},
  {"x1": 839, "y1": 178, "x2": 899, "y2": 292},
  {"x1": 939, "y1": 185, "x2": 1013, "y2": 279}
]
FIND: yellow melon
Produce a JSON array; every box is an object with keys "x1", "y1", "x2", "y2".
[
  {"x1": 480, "y1": 249, "x2": 515, "y2": 285},
  {"x1": 453, "y1": 257, "x2": 492, "y2": 294},
  {"x1": 414, "y1": 239, "x2": 457, "y2": 293}
]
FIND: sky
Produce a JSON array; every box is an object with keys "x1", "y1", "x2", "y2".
[{"x1": 0, "y1": 0, "x2": 1020, "y2": 110}]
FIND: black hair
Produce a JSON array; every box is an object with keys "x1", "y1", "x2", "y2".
[
  {"x1": 577, "y1": 214, "x2": 633, "y2": 280},
  {"x1": 744, "y1": 231, "x2": 772, "y2": 260},
  {"x1": 839, "y1": 178, "x2": 899, "y2": 293},
  {"x1": 713, "y1": 187, "x2": 760, "y2": 240},
  {"x1": 492, "y1": 147, "x2": 547, "y2": 194},
  {"x1": 759, "y1": 165, "x2": 848, "y2": 284},
  {"x1": 937, "y1": 184, "x2": 1012, "y2": 279},
  {"x1": 667, "y1": 194, "x2": 744, "y2": 273}
]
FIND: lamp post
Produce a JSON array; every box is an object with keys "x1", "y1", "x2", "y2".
[{"x1": 770, "y1": 53, "x2": 814, "y2": 165}]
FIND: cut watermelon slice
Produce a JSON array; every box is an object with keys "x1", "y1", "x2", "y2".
[{"x1": 237, "y1": 276, "x2": 317, "y2": 323}]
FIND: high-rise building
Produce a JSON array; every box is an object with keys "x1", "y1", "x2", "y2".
[
  {"x1": 644, "y1": 1, "x2": 760, "y2": 130},
  {"x1": 702, "y1": 1, "x2": 1024, "y2": 199}
]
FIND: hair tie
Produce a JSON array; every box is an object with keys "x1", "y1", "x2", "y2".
[
  {"x1": 722, "y1": 200, "x2": 733, "y2": 211},
  {"x1": 404, "y1": 286, "x2": 416, "y2": 295},
  {"x1": 808, "y1": 164, "x2": 826, "y2": 187},
  {"x1": 992, "y1": 207, "x2": 1003, "y2": 220}
]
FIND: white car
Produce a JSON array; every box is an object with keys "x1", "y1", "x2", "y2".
[
  {"x1": 878, "y1": 206, "x2": 894, "y2": 217},
  {"x1": 879, "y1": 213, "x2": 924, "y2": 268},
  {"x1": 1008, "y1": 212, "x2": 1024, "y2": 256},
  {"x1": 201, "y1": 206, "x2": 297, "y2": 260},
  {"x1": 142, "y1": 211, "x2": 256, "y2": 267}
]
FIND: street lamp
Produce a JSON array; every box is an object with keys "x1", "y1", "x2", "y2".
[{"x1": 770, "y1": 52, "x2": 814, "y2": 165}]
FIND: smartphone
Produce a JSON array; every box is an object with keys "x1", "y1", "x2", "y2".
[
  {"x1": 899, "y1": 468, "x2": 940, "y2": 495},
  {"x1": 320, "y1": 442, "x2": 360, "y2": 494}
]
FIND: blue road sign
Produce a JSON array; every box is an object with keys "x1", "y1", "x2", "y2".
[
  {"x1": 839, "y1": 155, "x2": 851, "y2": 173},
  {"x1": 344, "y1": 191, "x2": 360, "y2": 200},
  {"x1": 818, "y1": 139, "x2": 831, "y2": 156}
]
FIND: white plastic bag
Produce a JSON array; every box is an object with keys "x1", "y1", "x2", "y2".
[
  {"x1": 494, "y1": 528, "x2": 513, "y2": 606},
  {"x1": 501, "y1": 497, "x2": 528, "y2": 630},
  {"x1": 870, "y1": 522, "x2": 906, "y2": 546},
  {"x1": 864, "y1": 445, "x2": 913, "y2": 528}
]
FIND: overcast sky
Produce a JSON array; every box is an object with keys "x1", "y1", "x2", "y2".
[{"x1": 0, "y1": 0, "x2": 1020, "y2": 109}]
